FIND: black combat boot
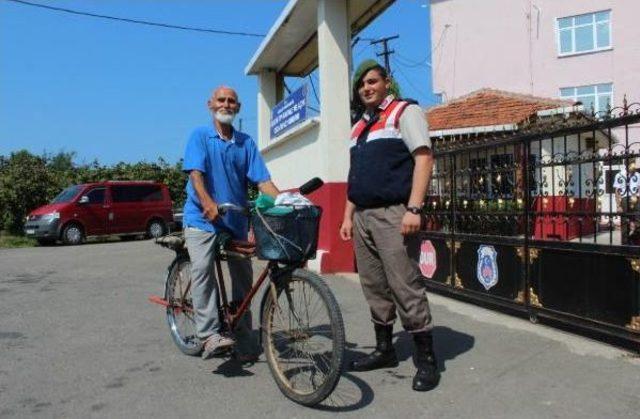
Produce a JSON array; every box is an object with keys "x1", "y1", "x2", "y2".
[
  {"x1": 412, "y1": 331, "x2": 440, "y2": 391},
  {"x1": 350, "y1": 324, "x2": 399, "y2": 371}
]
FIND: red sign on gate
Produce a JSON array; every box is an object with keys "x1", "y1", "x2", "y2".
[{"x1": 419, "y1": 240, "x2": 437, "y2": 279}]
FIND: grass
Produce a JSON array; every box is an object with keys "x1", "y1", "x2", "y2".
[{"x1": 0, "y1": 233, "x2": 37, "y2": 248}]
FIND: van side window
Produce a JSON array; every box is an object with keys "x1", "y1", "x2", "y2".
[
  {"x1": 86, "y1": 188, "x2": 106, "y2": 204},
  {"x1": 111, "y1": 185, "x2": 162, "y2": 202}
]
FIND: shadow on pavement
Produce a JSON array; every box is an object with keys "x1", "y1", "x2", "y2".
[
  {"x1": 348, "y1": 325, "x2": 475, "y2": 374},
  {"x1": 210, "y1": 357, "x2": 256, "y2": 378},
  {"x1": 315, "y1": 370, "x2": 375, "y2": 412},
  {"x1": 397, "y1": 326, "x2": 475, "y2": 372}
]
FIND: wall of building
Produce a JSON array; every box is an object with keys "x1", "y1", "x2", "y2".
[
  {"x1": 261, "y1": 118, "x2": 354, "y2": 272},
  {"x1": 430, "y1": 0, "x2": 640, "y2": 106},
  {"x1": 262, "y1": 120, "x2": 323, "y2": 189}
]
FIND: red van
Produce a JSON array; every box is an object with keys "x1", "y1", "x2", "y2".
[{"x1": 23, "y1": 181, "x2": 175, "y2": 245}]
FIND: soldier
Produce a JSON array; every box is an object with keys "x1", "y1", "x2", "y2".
[{"x1": 340, "y1": 61, "x2": 439, "y2": 391}]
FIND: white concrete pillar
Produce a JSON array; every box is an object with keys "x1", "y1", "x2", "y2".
[
  {"x1": 317, "y1": 0, "x2": 351, "y2": 182},
  {"x1": 257, "y1": 70, "x2": 277, "y2": 149}
]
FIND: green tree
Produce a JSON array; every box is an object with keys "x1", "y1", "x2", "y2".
[{"x1": 0, "y1": 150, "x2": 51, "y2": 233}]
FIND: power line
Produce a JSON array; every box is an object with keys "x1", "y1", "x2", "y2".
[
  {"x1": 353, "y1": 42, "x2": 372, "y2": 61},
  {"x1": 391, "y1": 57, "x2": 437, "y2": 105},
  {"x1": 395, "y1": 52, "x2": 432, "y2": 68},
  {"x1": 2, "y1": 0, "x2": 265, "y2": 37},
  {"x1": 284, "y1": 78, "x2": 319, "y2": 114},
  {"x1": 394, "y1": 24, "x2": 450, "y2": 68},
  {"x1": 308, "y1": 74, "x2": 320, "y2": 106},
  {"x1": 351, "y1": 36, "x2": 375, "y2": 49}
]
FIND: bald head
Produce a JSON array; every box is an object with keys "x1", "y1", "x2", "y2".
[{"x1": 211, "y1": 85, "x2": 238, "y2": 101}]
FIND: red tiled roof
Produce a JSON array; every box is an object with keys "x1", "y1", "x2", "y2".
[{"x1": 426, "y1": 89, "x2": 574, "y2": 131}]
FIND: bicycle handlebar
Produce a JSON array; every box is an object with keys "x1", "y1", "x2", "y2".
[
  {"x1": 299, "y1": 177, "x2": 324, "y2": 196},
  {"x1": 217, "y1": 203, "x2": 249, "y2": 216},
  {"x1": 217, "y1": 177, "x2": 324, "y2": 216}
]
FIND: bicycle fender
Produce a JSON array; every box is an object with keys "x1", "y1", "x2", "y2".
[{"x1": 164, "y1": 254, "x2": 190, "y2": 299}]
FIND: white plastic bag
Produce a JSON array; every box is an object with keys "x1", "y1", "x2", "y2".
[{"x1": 274, "y1": 192, "x2": 313, "y2": 206}]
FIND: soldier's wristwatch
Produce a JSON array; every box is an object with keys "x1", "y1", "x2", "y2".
[{"x1": 406, "y1": 206, "x2": 422, "y2": 215}]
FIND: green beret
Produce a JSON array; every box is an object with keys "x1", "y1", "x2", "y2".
[{"x1": 352, "y1": 59, "x2": 402, "y2": 97}]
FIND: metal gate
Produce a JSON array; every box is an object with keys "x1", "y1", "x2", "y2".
[{"x1": 419, "y1": 103, "x2": 640, "y2": 345}]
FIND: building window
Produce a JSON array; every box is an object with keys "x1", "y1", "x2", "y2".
[
  {"x1": 560, "y1": 83, "x2": 613, "y2": 114},
  {"x1": 557, "y1": 11, "x2": 611, "y2": 56}
]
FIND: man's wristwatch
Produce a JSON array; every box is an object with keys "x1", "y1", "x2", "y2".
[{"x1": 406, "y1": 206, "x2": 422, "y2": 215}]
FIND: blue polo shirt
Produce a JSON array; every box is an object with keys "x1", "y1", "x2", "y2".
[{"x1": 182, "y1": 125, "x2": 270, "y2": 239}]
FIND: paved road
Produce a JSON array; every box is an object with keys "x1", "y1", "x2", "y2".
[{"x1": 1, "y1": 241, "x2": 639, "y2": 418}]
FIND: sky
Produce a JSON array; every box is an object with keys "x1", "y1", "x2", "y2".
[{"x1": 0, "y1": 0, "x2": 435, "y2": 165}]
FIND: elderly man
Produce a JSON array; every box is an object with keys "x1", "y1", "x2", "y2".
[{"x1": 182, "y1": 86, "x2": 279, "y2": 360}]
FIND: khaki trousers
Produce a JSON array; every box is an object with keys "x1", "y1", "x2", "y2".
[
  {"x1": 353, "y1": 204, "x2": 433, "y2": 332},
  {"x1": 184, "y1": 227, "x2": 256, "y2": 355}
]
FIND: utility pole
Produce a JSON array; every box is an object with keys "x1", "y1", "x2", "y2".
[{"x1": 370, "y1": 35, "x2": 399, "y2": 74}]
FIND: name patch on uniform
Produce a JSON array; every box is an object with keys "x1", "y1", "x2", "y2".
[
  {"x1": 477, "y1": 245, "x2": 498, "y2": 290},
  {"x1": 419, "y1": 240, "x2": 437, "y2": 279}
]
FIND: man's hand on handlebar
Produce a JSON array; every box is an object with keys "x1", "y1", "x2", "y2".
[
  {"x1": 202, "y1": 201, "x2": 220, "y2": 222},
  {"x1": 217, "y1": 203, "x2": 249, "y2": 216},
  {"x1": 209, "y1": 178, "x2": 324, "y2": 222}
]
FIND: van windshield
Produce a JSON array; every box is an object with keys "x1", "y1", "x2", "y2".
[{"x1": 51, "y1": 185, "x2": 83, "y2": 203}]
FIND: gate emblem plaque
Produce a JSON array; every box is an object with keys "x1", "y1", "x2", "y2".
[
  {"x1": 477, "y1": 245, "x2": 499, "y2": 290},
  {"x1": 419, "y1": 240, "x2": 437, "y2": 279}
]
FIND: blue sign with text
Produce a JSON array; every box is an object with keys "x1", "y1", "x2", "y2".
[{"x1": 270, "y1": 85, "x2": 307, "y2": 139}]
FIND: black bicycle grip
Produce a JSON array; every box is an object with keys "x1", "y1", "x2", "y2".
[{"x1": 299, "y1": 177, "x2": 324, "y2": 196}]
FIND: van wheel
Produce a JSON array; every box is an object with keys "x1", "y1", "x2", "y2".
[
  {"x1": 62, "y1": 223, "x2": 84, "y2": 245},
  {"x1": 147, "y1": 220, "x2": 166, "y2": 239}
]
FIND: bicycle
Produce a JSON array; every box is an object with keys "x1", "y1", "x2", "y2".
[{"x1": 149, "y1": 178, "x2": 346, "y2": 406}]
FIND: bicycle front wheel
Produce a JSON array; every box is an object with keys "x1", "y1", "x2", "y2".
[
  {"x1": 165, "y1": 257, "x2": 203, "y2": 356},
  {"x1": 262, "y1": 268, "x2": 345, "y2": 406}
]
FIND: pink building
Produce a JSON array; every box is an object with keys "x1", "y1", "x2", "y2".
[
  {"x1": 430, "y1": 0, "x2": 640, "y2": 220},
  {"x1": 430, "y1": 0, "x2": 640, "y2": 111}
]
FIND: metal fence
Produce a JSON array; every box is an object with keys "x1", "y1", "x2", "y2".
[{"x1": 419, "y1": 100, "x2": 640, "y2": 345}]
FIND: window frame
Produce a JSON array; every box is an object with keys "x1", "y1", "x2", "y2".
[
  {"x1": 85, "y1": 187, "x2": 106, "y2": 205},
  {"x1": 556, "y1": 10, "x2": 612, "y2": 57},
  {"x1": 111, "y1": 184, "x2": 162, "y2": 203},
  {"x1": 559, "y1": 83, "x2": 614, "y2": 114}
]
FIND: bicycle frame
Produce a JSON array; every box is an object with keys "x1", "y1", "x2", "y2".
[
  {"x1": 215, "y1": 256, "x2": 303, "y2": 331},
  {"x1": 150, "y1": 232, "x2": 307, "y2": 330},
  {"x1": 150, "y1": 176, "x2": 326, "y2": 336}
]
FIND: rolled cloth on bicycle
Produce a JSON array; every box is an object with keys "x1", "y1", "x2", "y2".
[
  {"x1": 254, "y1": 193, "x2": 275, "y2": 211},
  {"x1": 254, "y1": 193, "x2": 293, "y2": 216},
  {"x1": 264, "y1": 206, "x2": 293, "y2": 216}
]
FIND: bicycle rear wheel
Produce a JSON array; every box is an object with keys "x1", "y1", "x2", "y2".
[
  {"x1": 261, "y1": 268, "x2": 345, "y2": 406},
  {"x1": 165, "y1": 257, "x2": 203, "y2": 356}
]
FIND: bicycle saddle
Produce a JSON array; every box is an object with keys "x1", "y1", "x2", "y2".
[{"x1": 155, "y1": 232, "x2": 186, "y2": 251}]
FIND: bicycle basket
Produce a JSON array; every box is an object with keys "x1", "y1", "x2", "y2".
[{"x1": 251, "y1": 206, "x2": 322, "y2": 262}]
